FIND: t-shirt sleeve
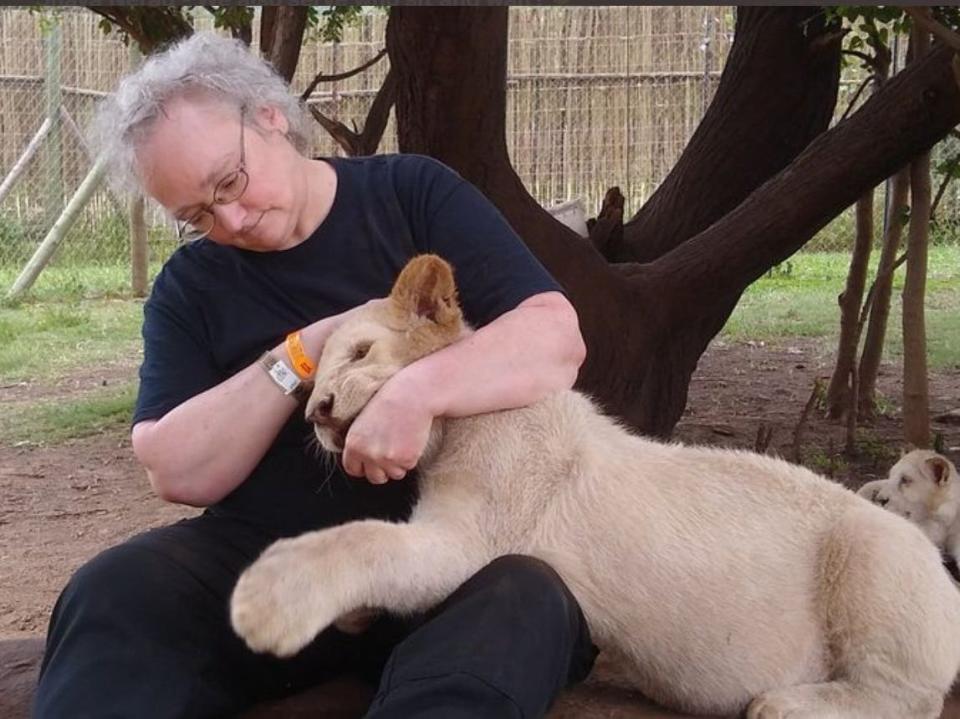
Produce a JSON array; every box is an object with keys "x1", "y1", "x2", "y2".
[
  {"x1": 392, "y1": 155, "x2": 563, "y2": 328},
  {"x1": 132, "y1": 272, "x2": 222, "y2": 425}
]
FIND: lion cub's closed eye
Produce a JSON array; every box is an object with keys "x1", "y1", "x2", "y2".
[{"x1": 350, "y1": 343, "x2": 372, "y2": 362}]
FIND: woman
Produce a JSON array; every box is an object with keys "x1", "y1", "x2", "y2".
[{"x1": 33, "y1": 31, "x2": 596, "y2": 719}]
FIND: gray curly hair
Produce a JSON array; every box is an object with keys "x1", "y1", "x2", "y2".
[{"x1": 90, "y1": 31, "x2": 311, "y2": 196}]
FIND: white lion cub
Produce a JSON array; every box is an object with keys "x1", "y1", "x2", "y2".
[
  {"x1": 858, "y1": 450, "x2": 960, "y2": 561},
  {"x1": 231, "y1": 255, "x2": 960, "y2": 719}
]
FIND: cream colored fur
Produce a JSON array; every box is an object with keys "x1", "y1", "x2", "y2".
[
  {"x1": 231, "y1": 256, "x2": 960, "y2": 719},
  {"x1": 858, "y1": 450, "x2": 960, "y2": 562}
]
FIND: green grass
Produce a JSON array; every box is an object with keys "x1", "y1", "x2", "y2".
[
  {"x1": 0, "y1": 260, "x2": 168, "y2": 303},
  {"x1": 0, "y1": 297, "x2": 143, "y2": 383},
  {"x1": 1, "y1": 384, "x2": 136, "y2": 445},
  {"x1": 0, "y1": 290, "x2": 142, "y2": 443},
  {"x1": 0, "y1": 249, "x2": 957, "y2": 444},
  {"x1": 722, "y1": 246, "x2": 960, "y2": 369}
]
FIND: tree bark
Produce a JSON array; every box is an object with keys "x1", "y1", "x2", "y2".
[
  {"x1": 902, "y1": 27, "x2": 933, "y2": 449},
  {"x1": 388, "y1": 6, "x2": 960, "y2": 437},
  {"x1": 858, "y1": 167, "x2": 910, "y2": 418},
  {"x1": 825, "y1": 189, "x2": 874, "y2": 419},
  {"x1": 262, "y1": 7, "x2": 308, "y2": 84},
  {"x1": 260, "y1": 7, "x2": 277, "y2": 58}
]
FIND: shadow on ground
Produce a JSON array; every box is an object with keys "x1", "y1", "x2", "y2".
[{"x1": 5, "y1": 637, "x2": 960, "y2": 718}]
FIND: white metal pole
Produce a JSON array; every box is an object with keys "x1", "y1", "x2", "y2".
[
  {"x1": 7, "y1": 155, "x2": 107, "y2": 301},
  {"x1": 0, "y1": 117, "x2": 53, "y2": 206}
]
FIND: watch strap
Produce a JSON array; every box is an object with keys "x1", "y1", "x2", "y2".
[
  {"x1": 285, "y1": 331, "x2": 315, "y2": 379},
  {"x1": 259, "y1": 351, "x2": 310, "y2": 401}
]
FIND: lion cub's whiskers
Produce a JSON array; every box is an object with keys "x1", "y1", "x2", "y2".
[{"x1": 304, "y1": 430, "x2": 338, "y2": 496}]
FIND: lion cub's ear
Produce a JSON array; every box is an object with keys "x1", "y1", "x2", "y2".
[
  {"x1": 390, "y1": 254, "x2": 462, "y2": 329},
  {"x1": 926, "y1": 456, "x2": 956, "y2": 486}
]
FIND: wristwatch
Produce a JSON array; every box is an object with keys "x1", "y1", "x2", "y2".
[{"x1": 258, "y1": 351, "x2": 311, "y2": 401}]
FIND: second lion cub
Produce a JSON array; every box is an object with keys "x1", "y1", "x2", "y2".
[
  {"x1": 858, "y1": 450, "x2": 960, "y2": 564},
  {"x1": 231, "y1": 255, "x2": 960, "y2": 719}
]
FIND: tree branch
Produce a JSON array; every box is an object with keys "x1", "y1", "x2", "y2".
[
  {"x1": 930, "y1": 151, "x2": 960, "y2": 221},
  {"x1": 308, "y1": 66, "x2": 396, "y2": 157},
  {"x1": 86, "y1": 7, "x2": 192, "y2": 54},
  {"x1": 838, "y1": 74, "x2": 877, "y2": 123},
  {"x1": 307, "y1": 105, "x2": 359, "y2": 156},
  {"x1": 904, "y1": 7, "x2": 960, "y2": 52},
  {"x1": 88, "y1": 8, "x2": 138, "y2": 40},
  {"x1": 842, "y1": 49, "x2": 877, "y2": 68},
  {"x1": 650, "y1": 43, "x2": 960, "y2": 320},
  {"x1": 859, "y1": 251, "x2": 909, "y2": 334},
  {"x1": 357, "y1": 65, "x2": 397, "y2": 154},
  {"x1": 620, "y1": 7, "x2": 842, "y2": 264},
  {"x1": 588, "y1": 187, "x2": 625, "y2": 260},
  {"x1": 300, "y1": 48, "x2": 388, "y2": 102},
  {"x1": 792, "y1": 379, "x2": 824, "y2": 463}
]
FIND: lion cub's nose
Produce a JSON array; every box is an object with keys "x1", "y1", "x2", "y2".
[{"x1": 309, "y1": 394, "x2": 335, "y2": 425}]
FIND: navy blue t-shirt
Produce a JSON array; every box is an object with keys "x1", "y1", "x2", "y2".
[{"x1": 134, "y1": 154, "x2": 561, "y2": 535}]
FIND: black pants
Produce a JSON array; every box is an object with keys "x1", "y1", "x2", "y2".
[{"x1": 33, "y1": 513, "x2": 597, "y2": 719}]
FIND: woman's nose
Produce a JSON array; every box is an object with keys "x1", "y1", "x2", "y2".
[{"x1": 212, "y1": 202, "x2": 246, "y2": 235}]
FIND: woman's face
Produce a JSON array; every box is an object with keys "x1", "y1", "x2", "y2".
[{"x1": 137, "y1": 97, "x2": 309, "y2": 252}]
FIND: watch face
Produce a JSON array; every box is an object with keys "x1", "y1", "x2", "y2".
[{"x1": 261, "y1": 352, "x2": 301, "y2": 395}]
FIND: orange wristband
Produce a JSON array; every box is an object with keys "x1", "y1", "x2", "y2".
[{"x1": 285, "y1": 330, "x2": 315, "y2": 379}]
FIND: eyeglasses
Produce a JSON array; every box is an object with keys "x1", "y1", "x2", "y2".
[{"x1": 176, "y1": 106, "x2": 249, "y2": 243}]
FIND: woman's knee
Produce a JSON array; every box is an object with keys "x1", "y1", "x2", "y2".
[
  {"x1": 479, "y1": 555, "x2": 580, "y2": 620},
  {"x1": 52, "y1": 539, "x2": 178, "y2": 629},
  {"x1": 52, "y1": 521, "x2": 240, "y2": 635},
  {"x1": 474, "y1": 555, "x2": 597, "y2": 682}
]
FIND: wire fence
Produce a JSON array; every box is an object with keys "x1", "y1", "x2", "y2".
[
  {"x1": 296, "y1": 6, "x2": 735, "y2": 219},
  {"x1": 0, "y1": 6, "x2": 957, "y2": 300},
  {"x1": 0, "y1": 8, "x2": 169, "y2": 300}
]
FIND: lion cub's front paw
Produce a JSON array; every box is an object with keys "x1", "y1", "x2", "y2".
[{"x1": 229, "y1": 537, "x2": 334, "y2": 658}]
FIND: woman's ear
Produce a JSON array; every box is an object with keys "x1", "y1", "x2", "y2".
[{"x1": 252, "y1": 104, "x2": 289, "y2": 136}]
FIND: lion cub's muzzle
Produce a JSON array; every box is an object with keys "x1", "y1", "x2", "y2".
[{"x1": 307, "y1": 393, "x2": 354, "y2": 452}]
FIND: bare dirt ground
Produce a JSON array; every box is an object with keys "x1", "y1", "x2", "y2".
[{"x1": 1, "y1": 337, "x2": 958, "y2": 640}]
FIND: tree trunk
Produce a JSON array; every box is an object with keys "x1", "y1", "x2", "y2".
[
  {"x1": 388, "y1": 7, "x2": 960, "y2": 436},
  {"x1": 902, "y1": 27, "x2": 932, "y2": 449},
  {"x1": 825, "y1": 189, "x2": 874, "y2": 419},
  {"x1": 260, "y1": 7, "x2": 277, "y2": 57},
  {"x1": 262, "y1": 7, "x2": 308, "y2": 84},
  {"x1": 826, "y1": 50, "x2": 890, "y2": 425},
  {"x1": 858, "y1": 166, "x2": 910, "y2": 418},
  {"x1": 388, "y1": 7, "x2": 841, "y2": 435}
]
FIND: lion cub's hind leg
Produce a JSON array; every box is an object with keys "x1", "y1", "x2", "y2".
[
  {"x1": 747, "y1": 679, "x2": 942, "y2": 719},
  {"x1": 746, "y1": 503, "x2": 959, "y2": 719}
]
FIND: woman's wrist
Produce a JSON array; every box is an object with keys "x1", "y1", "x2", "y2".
[{"x1": 294, "y1": 317, "x2": 337, "y2": 372}]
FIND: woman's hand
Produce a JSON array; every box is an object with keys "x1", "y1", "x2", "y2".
[{"x1": 341, "y1": 370, "x2": 434, "y2": 484}]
